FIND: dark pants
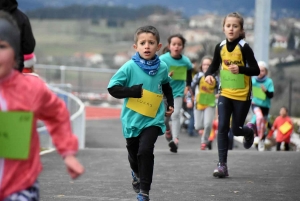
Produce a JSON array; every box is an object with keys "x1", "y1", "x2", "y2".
[
  {"x1": 276, "y1": 142, "x2": 290, "y2": 151},
  {"x1": 187, "y1": 108, "x2": 195, "y2": 136},
  {"x1": 217, "y1": 96, "x2": 253, "y2": 163},
  {"x1": 126, "y1": 126, "x2": 159, "y2": 191},
  {"x1": 228, "y1": 129, "x2": 234, "y2": 150}
]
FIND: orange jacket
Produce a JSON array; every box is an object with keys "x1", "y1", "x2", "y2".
[
  {"x1": 0, "y1": 70, "x2": 78, "y2": 200},
  {"x1": 268, "y1": 116, "x2": 293, "y2": 143}
]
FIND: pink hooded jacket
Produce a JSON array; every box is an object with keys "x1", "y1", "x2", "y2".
[{"x1": 0, "y1": 70, "x2": 78, "y2": 200}]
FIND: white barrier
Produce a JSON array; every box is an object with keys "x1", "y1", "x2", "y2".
[{"x1": 38, "y1": 85, "x2": 86, "y2": 149}]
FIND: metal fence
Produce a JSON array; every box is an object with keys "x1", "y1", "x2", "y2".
[
  {"x1": 35, "y1": 64, "x2": 117, "y2": 94},
  {"x1": 38, "y1": 85, "x2": 86, "y2": 149}
]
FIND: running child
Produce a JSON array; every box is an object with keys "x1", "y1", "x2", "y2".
[
  {"x1": 160, "y1": 34, "x2": 192, "y2": 153},
  {"x1": 191, "y1": 56, "x2": 218, "y2": 150},
  {"x1": 205, "y1": 12, "x2": 260, "y2": 178},
  {"x1": 251, "y1": 61, "x2": 274, "y2": 151},
  {"x1": 268, "y1": 107, "x2": 293, "y2": 151},
  {"x1": 0, "y1": 11, "x2": 84, "y2": 200},
  {"x1": 107, "y1": 25, "x2": 174, "y2": 201}
]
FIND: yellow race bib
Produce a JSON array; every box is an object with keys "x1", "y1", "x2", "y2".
[
  {"x1": 279, "y1": 121, "x2": 292, "y2": 134},
  {"x1": 126, "y1": 89, "x2": 163, "y2": 118}
]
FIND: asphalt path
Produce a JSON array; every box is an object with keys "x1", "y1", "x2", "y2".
[{"x1": 39, "y1": 119, "x2": 300, "y2": 201}]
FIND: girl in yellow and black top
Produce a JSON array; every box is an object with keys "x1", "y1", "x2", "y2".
[
  {"x1": 205, "y1": 12, "x2": 260, "y2": 178},
  {"x1": 191, "y1": 56, "x2": 218, "y2": 150}
]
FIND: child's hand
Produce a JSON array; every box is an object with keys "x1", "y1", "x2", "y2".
[
  {"x1": 64, "y1": 155, "x2": 84, "y2": 179},
  {"x1": 205, "y1": 76, "x2": 214, "y2": 85},
  {"x1": 224, "y1": 60, "x2": 230, "y2": 66},
  {"x1": 260, "y1": 85, "x2": 266, "y2": 92},
  {"x1": 228, "y1": 65, "x2": 239, "y2": 74},
  {"x1": 169, "y1": 71, "x2": 174, "y2": 77},
  {"x1": 165, "y1": 106, "x2": 174, "y2": 117},
  {"x1": 130, "y1": 84, "x2": 143, "y2": 98}
]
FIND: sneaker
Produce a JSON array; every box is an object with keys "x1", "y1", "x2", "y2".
[
  {"x1": 137, "y1": 193, "x2": 150, "y2": 201},
  {"x1": 207, "y1": 141, "x2": 212, "y2": 150},
  {"x1": 165, "y1": 130, "x2": 172, "y2": 142},
  {"x1": 243, "y1": 122, "x2": 256, "y2": 149},
  {"x1": 213, "y1": 162, "x2": 229, "y2": 178},
  {"x1": 258, "y1": 140, "x2": 265, "y2": 151},
  {"x1": 200, "y1": 143, "x2": 206, "y2": 150},
  {"x1": 131, "y1": 171, "x2": 140, "y2": 193},
  {"x1": 168, "y1": 139, "x2": 178, "y2": 153}
]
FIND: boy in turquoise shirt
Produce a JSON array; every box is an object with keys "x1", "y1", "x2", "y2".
[{"x1": 107, "y1": 25, "x2": 174, "y2": 201}]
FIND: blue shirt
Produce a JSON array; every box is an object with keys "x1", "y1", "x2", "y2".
[
  {"x1": 160, "y1": 52, "x2": 192, "y2": 98},
  {"x1": 108, "y1": 60, "x2": 171, "y2": 138},
  {"x1": 252, "y1": 77, "x2": 274, "y2": 108}
]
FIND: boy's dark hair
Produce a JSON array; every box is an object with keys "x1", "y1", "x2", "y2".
[
  {"x1": 167, "y1": 33, "x2": 186, "y2": 48},
  {"x1": 134, "y1": 25, "x2": 160, "y2": 44},
  {"x1": 223, "y1": 12, "x2": 245, "y2": 39}
]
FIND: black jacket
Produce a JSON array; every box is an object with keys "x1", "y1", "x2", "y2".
[{"x1": 0, "y1": 0, "x2": 36, "y2": 72}]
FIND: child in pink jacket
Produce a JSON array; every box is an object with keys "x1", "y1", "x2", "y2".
[{"x1": 0, "y1": 11, "x2": 84, "y2": 200}]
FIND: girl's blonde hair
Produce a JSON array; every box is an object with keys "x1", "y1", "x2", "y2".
[
  {"x1": 199, "y1": 55, "x2": 213, "y2": 72},
  {"x1": 223, "y1": 12, "x2": 245, "y2": 39}
]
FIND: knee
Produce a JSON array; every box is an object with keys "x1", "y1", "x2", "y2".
[
  {"x1": 256, "y1": 115, "x2": 263, "y2": 123},
  {"x1": 218, "y1": 123, "x2": 229, "y2": 135},
  {"x1": 204, "y1": 122, "x2": 212, "y2": 130},
  {"x1": 138, "y1": 145, "x2": 154, "y2": 156},
  {"x1": 194, "y1": 123, "x2": 201, "y2": 130},
  {"x1": 172, "y1": 110, "x2": 180, "y2": 120}
]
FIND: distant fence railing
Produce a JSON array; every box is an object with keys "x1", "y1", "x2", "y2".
[
  {"x1": 38, "y1": 85, "x2": 86, "y2": 149},
  {"x1": 35, "y1": 64, "x2": 117, "y2": 94}
]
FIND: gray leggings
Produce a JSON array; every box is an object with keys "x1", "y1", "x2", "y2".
[
  {"x1": 164, "y1": 97, "x2": 183, "y2": 140},
  {"x1": 194, "y1": 107, "x2": 215, "y2": 144}
]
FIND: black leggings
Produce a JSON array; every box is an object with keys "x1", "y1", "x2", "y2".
[
  {"x1": 276, "y1": 142, "x2": 290, "y2": 151},
  {"x1": 126, "y1": 126, "x2": 159, "y2": 191},
  {"x1": 217, "y1": 96, "x2": 253, "y2": 163}
]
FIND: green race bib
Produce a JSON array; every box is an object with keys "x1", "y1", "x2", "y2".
[
  {"x1": 220, "y1": 70, "x2": 245, "y2": 89},
  {"x1": 198, "y1": 93, "x2": 215, "y2": 106},
  {"x1": 0, "y1": 111, "x2": 33, "y2": 159},
  {"x1": 169, "y1": 66, "x2": 187, "y2": 80},
  {"x1": 252, "y1": 86, "x2": 266, "y2": 100}
]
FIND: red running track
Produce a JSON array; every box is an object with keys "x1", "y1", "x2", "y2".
[{"x1": 85, "y1": 106, "x2": 121, "y2": 120}]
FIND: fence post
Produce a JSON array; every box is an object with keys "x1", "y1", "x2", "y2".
[{"x1": 60, "y1": 65, "x2": 66, "y2": 85}]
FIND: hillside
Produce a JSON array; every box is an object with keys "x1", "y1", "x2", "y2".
[{"x1": 19, "y1": 0, "x2": 300, "y2": 19}]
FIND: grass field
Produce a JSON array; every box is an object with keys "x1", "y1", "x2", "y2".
[{"x1": 30, "y1": 19, "x2": 141, "y2": 57}]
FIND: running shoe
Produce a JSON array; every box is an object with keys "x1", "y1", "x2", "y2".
[
  {"x1": 213, "y1": 162, "x2": 229, "y2": 178},
  {"x1": 137, "y1": 193, "x2": 150, "y2": 201},
  {"x1": 243, "y1": 122, "x2": 256, "y2": 149},
  {"x1": 131, "y1": 171, "x2": 140, "y2": 193},
  {"x1": 169, "y1": 138, "x2": 178, "y2": 153},
  {"x1": 201, "y1": 143, "x2": 206, "y2": 150}
]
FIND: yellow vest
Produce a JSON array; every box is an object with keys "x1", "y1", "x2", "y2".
[
  {"x1": 220, "y1": 40, "x2": 251, "y2": 101},
  {"x1": 196, "y1": 76, "x2": 216, "y2": 110}
]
